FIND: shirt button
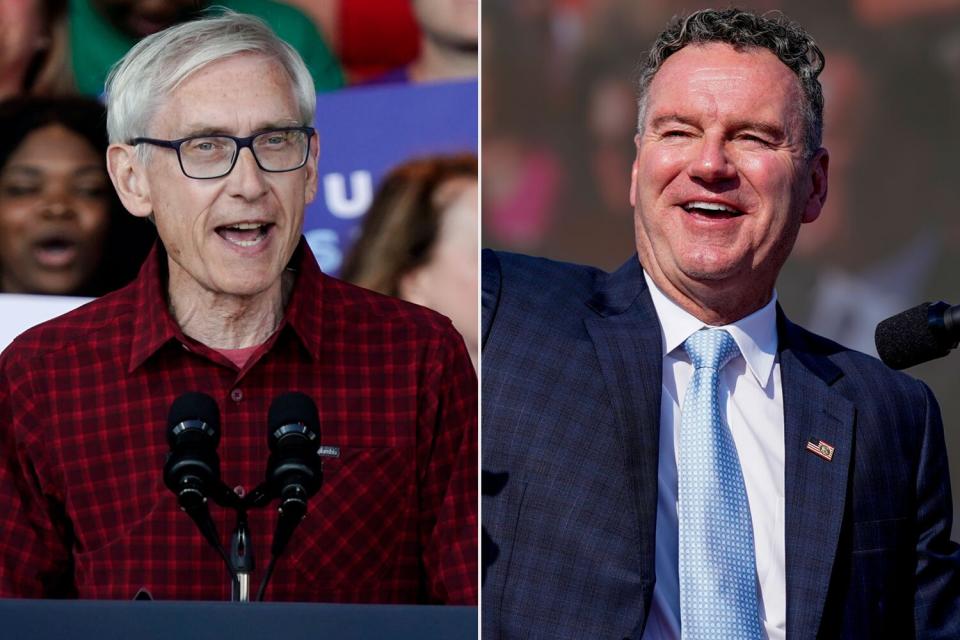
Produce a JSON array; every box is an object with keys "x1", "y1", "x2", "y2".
[
  {"x1": 234, "y1": 485, "x2": 246, "y2": 498},
  {"x1": 230, "y1": 388, "x2": 243, "y2": 402}
]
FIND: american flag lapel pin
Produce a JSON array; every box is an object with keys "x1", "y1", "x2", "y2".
[{"x1": 806, "y1": 437, "x2": 835, "y2": 462}]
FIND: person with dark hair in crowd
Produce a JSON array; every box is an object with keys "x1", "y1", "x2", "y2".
[
  {"x1": 0, "y1": 96, "x2": 155, "y2": 296},
  {"x1": 341, "y1": 154, "x2": 477, "y2": 368},
  {"x1": 0, "y1": 12, "x2": 476, "y2": 603},
  {"x1": 482, "y1": 8, "x2": 960, "y2": 639},
  {"x1": 70, "y1": 0, "x2": 344, "y2": 96},
  {"x1": 0, "y1": 0, "x2": 73, "y2": 99}
]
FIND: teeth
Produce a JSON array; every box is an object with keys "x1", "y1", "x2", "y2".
[
  {"x1": 229, "y1": 237, "x2": 264, "y2": 247},
  {"x1": 685, "y1": 201, "x2": 739, "y2": 213},
  {"x1": 218, "y1": 222, "x2": 270, "y2": 248}
]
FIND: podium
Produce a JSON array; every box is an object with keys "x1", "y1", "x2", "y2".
[{"x1": 0, "y1": 599, "x2": 477, "y2": 639}]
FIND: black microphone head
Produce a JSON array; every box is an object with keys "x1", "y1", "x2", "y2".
[
  {"x1": 876, "y1": 301, "x2": 953, "y2": 370},
  {"x1": 266, "y1": 392, "x2": 322, "y2": 500},
  {"x1": 267, "y1": 391, "x2": 320, "y2": 453},
  {"x1": 167, "y1": 391, "x2": 221, "y2": 449},
  {"x1": 164, "y1": 392, "x2": 222, "y2": 507},
  {"x1": 267, "y1": 391, "x2": 320, "y2": 433}
]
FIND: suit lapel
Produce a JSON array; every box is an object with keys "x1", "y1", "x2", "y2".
[
  {"x1": 779, "y1": 313, "x2": 854, "y2": 640},
  {"x1": 580, "y1": 269, "x2": 856, "y2": 635},
  {"x1": 583, "y1": 256, "x2": 662, "y2": 605}
]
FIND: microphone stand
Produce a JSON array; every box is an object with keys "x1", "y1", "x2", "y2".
[
  {"x1": 236, "y1": 484, "x2": 284, "y2": 602},
  {"x1": 175, "y1": 479, "x2": 256, "y2": 601},
  {"x1": 186, "y1": 483, "x2": 269, "y2": 602},
  {"x1": 230, "y1": 510, "x2": 254, "y2": 602},
  {"x1": 167, "y1": 445, "x2": 321, "y2": 601},
  {"x1": 230, "y1": 482, "x2": 313, "y2": 602}
]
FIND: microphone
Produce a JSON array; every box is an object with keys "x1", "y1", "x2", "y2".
[
  {"x1": 164, "y1": 392, "x2": 222, "y2": 510},
  {"x1": 875, "y1": 301, "x2": 960, "y2": 369},
  {"x1": 257, "y1": 391, "x2": 323, "y2": 600},
  {"x1": 162, "y1": 392, "x2": 235, "y2": 581},
  {"x1": 266, "y1": 391, "x2": 323, "y2": 533}
]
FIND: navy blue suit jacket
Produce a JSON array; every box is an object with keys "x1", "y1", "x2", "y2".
[{"x1": 481, "y1": 250, "x2": 960, "y2": 639}]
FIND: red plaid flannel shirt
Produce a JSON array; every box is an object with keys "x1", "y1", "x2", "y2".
[{"x1": 0, "y1": 240, "x2": 478, "y2": 603}]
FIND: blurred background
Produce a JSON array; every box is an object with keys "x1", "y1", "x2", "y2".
[
  {"x1": 483, "y1": 0, "x2": 960, "y2": 536},
  {"x1": 0, "y1": 0, "x2": 478, "y2": 364}
]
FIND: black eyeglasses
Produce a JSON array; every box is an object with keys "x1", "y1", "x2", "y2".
[{"x1": 130, "y1": 126, "x2": 315, "y2": 179}]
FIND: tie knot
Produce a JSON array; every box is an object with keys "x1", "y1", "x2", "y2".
[{"x1": 683, "y1": 328, "x2": 740, "y2": 371}]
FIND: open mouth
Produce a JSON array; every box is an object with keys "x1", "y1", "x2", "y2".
[
  {"x1": 32, "y1": 236, "x2": 79, "y2": 268},
  {"x1": 216, "y1": 222, "x2": 273, "y2": 248},
  {"x1": 681, "y1": 201, "x2": 744, "y2": 219}
]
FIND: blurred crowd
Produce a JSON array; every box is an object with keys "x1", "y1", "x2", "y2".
[
  {"x1": 483, "y1": 0, "x2": 960, "y2": 530},
  {"x1": 484, "y1": 0, "x2": 960, "y2": 349},
  {"x1": 0, "y1": 0, "x2": 478, "y2": 361}
]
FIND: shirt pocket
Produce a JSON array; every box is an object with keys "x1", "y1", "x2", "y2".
[{"x1": 287, "y1": 445, "x2": 414, "y2": 590}]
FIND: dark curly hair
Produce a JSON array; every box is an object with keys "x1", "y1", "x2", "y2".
[{"x1": 636, "y1": 8, "x2": 825, "y2": 158}]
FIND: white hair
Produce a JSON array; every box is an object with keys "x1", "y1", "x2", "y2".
[{"x1": 105, "y1": 11, "x2": 316, "y2": 146}]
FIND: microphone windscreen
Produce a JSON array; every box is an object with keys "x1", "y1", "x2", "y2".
[
  {"x1": 267, "y1": 391, "x2": 321, "y2": 437},
  {"x1": 875, "y1": 302, "x2": 951, "y2": 370},
  {"x1": 167, "y1": 391, "x2": 221, "y2": 432}
]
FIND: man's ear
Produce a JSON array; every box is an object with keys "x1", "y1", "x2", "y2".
[
  {"x1": 629, "y1": 134, "x2": 641, "y2": 208},
  {"x1": 107, "y1": 144, "x2": 153, "y2": 218},
  {"x1": 304, "y1": 133, "x2": 319, "y2": 204},
  {"x1": 801, "y1": 147, "x2": 829, "y2": 224}
]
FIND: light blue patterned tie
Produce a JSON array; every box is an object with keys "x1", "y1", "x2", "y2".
[{"x1": 679, "y1": 328, "x2": 763, "y2": 639}]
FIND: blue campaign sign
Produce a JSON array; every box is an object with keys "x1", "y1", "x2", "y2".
[{"x1": 305, "y1": 80, "x2": 478, "y2": 275}]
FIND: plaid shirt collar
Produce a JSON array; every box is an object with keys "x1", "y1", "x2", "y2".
[{"x1": 128, "y1": 237, "x2": 325, "y2": 372}]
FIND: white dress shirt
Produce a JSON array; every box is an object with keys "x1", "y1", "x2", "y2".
[{"x1": 641, "y1": 273, "x2": 786, "y2": 640}]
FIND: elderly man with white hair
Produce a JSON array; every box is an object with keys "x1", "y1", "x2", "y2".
[{"x1": 0, "y1": 12, "x2": 477, "y2": 604}]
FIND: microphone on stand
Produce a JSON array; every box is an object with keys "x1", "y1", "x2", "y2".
[
  {"x1": 256, "y1": 391, "x2": 323, "y2": 600},
  {"x1": 162, "y1": 392, "x2": 236, "y2": 588},
  {"x1": 875, "y1": 301, "x2": 960, "y2": 369}
]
